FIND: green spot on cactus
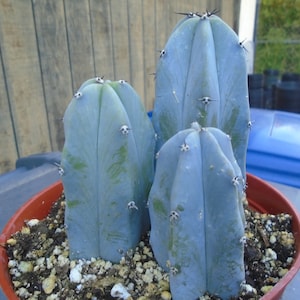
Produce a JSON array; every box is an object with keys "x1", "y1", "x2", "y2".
[
  {"x1": 62, "y1": 150, "x2": 87, "y2": 171},
  {"x1": 158, "y1": 113, "x2": 178, "y2": 145},
  {"x1": 176, "y1": 205, "x2": 184, "y2": 212},
  {"x1": 67, "y1": 199, "x2": 81, "y2": 208},
  {"x1": 107, "y1": 145, "x2": 129, "y2": 182},
  {"x1": 106, "y1": 231, "x2": 127, "y2": 242},
  {"x1": 152, "y1": 198, "x2": 167, "y2": 216}
]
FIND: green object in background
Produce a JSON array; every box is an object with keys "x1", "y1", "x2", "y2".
[{"x1": 255, "y1": 0, "x2": 300, "y2": 73}]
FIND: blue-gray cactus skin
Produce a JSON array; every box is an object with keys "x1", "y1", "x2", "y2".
[
  {"x1": 61, "y1": 78, "x2": 156, "y2": 262},
  {"x1": 149, "y1": 123, "x2": 245, "y2": 300},
  {"x1": 152, "y1": 13, "x2": 250, "y2": 177}
]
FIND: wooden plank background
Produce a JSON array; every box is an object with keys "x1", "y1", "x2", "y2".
[{"x1": 0, "y1": 0, "x2": 240, "y2": 174}]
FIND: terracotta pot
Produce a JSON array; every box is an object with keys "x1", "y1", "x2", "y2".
[
  {"x1": 0, "y1": 174, "x2": 299, "y2": 300},
  {"x1": 0, "y1": 181, "x2": 62, "y2": 300},
  {"x1": 246, "y1": 174, "x2": 300, "y2": 299}
]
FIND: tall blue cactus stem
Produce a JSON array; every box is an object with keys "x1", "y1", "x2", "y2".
[
  {"x1": 61, "y1": 78, "x2": 156, "y2": 262},
  {"x1": 152, "y1": 13, "x2": 250, "y2": 177},
  {"x1": 149, "y1": 123, "x2": 246, "y2": 300}
]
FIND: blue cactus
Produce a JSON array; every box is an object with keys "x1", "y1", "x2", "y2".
[
  {"x1": 149, "y1": 123, "x2": 245, "y2": 300},
  {"x1": 61, "y1": 78, "x2": 156, "y2": 262},
  {"x1": 152, "y1": 13, "x2": 250, "y2": 177},
  {"x1": 59, "y1": 10, "x2": 250, "y2": 300}
]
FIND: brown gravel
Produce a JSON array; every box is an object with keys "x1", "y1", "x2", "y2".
[{"x1": 5, "y1": 194, "x2": 296, "y2": 300}]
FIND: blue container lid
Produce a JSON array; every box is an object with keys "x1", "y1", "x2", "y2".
[{"x1": 247, "y1": 108, "x2": 300, "y2": 188}]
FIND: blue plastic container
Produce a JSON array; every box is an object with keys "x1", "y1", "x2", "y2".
[{"x1": 247, "y1": 108, "x2": 300, "y2": 188}]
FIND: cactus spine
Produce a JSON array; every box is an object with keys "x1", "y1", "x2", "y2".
[
  {"x1": 152, "y1": 13, "x2": 250, "y2": 176},
  {"x1": 61, "y1": 78, "x2": 155, "y2": 262},
  {"x1": 149, "y1": 123, "x2": 245, "y2": 300}
]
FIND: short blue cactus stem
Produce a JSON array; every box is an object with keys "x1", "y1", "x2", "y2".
[
  {"x1": 61, "y1": 78, "x2": 156, "y2": 262},
  {"x1": 152, "y1": 13, "x2": 250, "y2": 177},
  {"x1": 149, "y1": 123, "x2": 246, "y2": 300}
]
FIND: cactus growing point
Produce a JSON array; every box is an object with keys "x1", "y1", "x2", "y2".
[{"x1": 61, "y1": 78, "x2": 156, "y2": 262}]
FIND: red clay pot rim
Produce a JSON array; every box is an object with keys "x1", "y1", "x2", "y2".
[{"x1": 0, "y1": 174, "x2": 299, "y2": 300}]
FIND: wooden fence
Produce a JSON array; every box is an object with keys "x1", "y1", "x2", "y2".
[{"x1": 0, "y1": 0, "x2": 240, "y2": 174}]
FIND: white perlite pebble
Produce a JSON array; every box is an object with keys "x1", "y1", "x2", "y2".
[
  {"x1": 142, "y1": 269, "x2": 154, "y2": 283},
  {"x1": 46, "y1": 294, "x2": 59, "y2": 300},
  {"x1": 53, "y1": 245, "x2": 62, "y2": 255},
  {"x1": 26, "y1": 219, "x2": 40, "y2": 227},
  {"x1": 69, "y1": 266, "x2": 82, "y2": 283},
  {"x1": 269, "y1": 235, "x2": 277, "y2": 244},
  {"x1": 18, "y1": 261, "x2": 33, "y2": 273},
  {"x1": 161, "y1": 291, "x2": 172, "y2": 300},
  {"x1": 83, "y1": 274, "x2": 97, "y2": 282},
  {"x1": 111, "y1": 283, "x2": 132, "y2": 299},
  {"x1": 57, "y1": 254, "x2": 69, "y2": 267},
  {"x1": 104, "y1": 261, "x2": 113, "y2": 270},
  {"x1": 262, "y1": 248, "x2": 277, "y2": 262},
  {"x1": 17, "y1": 287, "x2": 30, "y2": 298},
  {"x1": 240, "y1": 281, "x2": 257, "y2": 294},
  {"x1": 8, "y1": 259, "x2": 18, "y2": 268}
]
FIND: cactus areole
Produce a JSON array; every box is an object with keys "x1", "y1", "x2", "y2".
[
  {"x1": 152, "y1": 13, "x2": 250, "y2": 177},
  {"x1": 149, "y1": 123, "x2": 246, "y2": 300},
  {"x1": 61, "y1": 78, "x2": 155, "y2": 262}
]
